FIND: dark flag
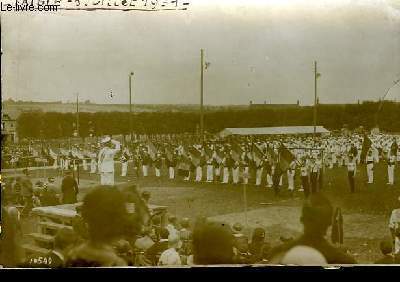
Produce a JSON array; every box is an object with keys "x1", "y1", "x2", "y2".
[
  {"x1": 278, "y1": 143, "x2": 295, "y2": 171},
  {"x1": 390, "y1": 141, "x2": 398, "y2": 156},
  {"x1": 251, "y1": 142, "x2": 263, "y2": 166},
  {"x1": 147, "y1": 141, "x2": 157, "y2": 161},
  {"x1": 187, "y1": 145, "x2": 201, "y2": 166},
  {"x1": 230, "y1": 141, "x2": 243, "y2": 162},
  {"x1": 360, "y1": 134, "x2": 372, "y2": 163},
  {"x1": 267, "y1": 143, "x2": 277, "y2": 160},
  {"x1": 331, "y1": 207, "x2": 344, "y2": 245}
]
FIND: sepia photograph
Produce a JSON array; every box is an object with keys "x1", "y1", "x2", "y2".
[{"x1": 1, "y1": 0, "x2": 400, "y2": 268}]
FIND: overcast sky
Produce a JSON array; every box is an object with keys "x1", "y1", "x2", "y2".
[{"x1": 2, "y1": 0, "x2": 400, "y2": 105}]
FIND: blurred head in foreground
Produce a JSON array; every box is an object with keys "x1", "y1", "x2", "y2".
[
  {"x1": 192, "y1": 219, "x2": 234, "y2": 265},
  {"x1": 301, "y1": 193, "x2": 334, "y2": 237},
  {"x1": 81, "y1": 186, "x2": 128, "y2": 243},
  {"x1": 280, "y1": 245, "x2": 327, "y2": 265}
]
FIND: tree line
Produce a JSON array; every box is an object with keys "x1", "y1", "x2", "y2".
[{"x1": 16, "y1": 101, "x2": 400, "y2": 139}]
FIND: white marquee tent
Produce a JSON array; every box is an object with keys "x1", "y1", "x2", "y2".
[{"x1": 219, "y1": 126, "x2": 330, "y2": 138}]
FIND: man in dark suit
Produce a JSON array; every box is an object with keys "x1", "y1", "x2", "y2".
[
  {"x1": 268, "y1": 194, "x2": 356, "y2": 264},
  {"x1": 61, "y1": 170, "x2": 79, "y2": 204}
]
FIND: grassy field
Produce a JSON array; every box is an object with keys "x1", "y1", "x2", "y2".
[{"x1": 5, "y1": 161, "x2": 400, "y2": 264}]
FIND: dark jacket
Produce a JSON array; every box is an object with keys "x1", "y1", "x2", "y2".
[{"x1": 61, "y1": 176, "x2": 79, "y2": 204}]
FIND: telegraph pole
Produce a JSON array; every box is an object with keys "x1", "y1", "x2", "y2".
[
  {"x1": 76, "y1": 93, "x2": 80, "y2": 138},
  {"x1": 313, "y1": 61, "x2": 317, "y2": 139},
  {"x1": 200, "y1": 49, "x2": 204, "y2": 143},
  {"x1": 129, "y1": 72, "x2": 134, "y2": 142}
]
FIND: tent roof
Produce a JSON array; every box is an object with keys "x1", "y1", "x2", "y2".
[{"x1": 219, "y1": 126, "x2": 330, "y2": 137}]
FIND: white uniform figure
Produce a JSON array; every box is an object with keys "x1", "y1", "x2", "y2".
[
  {"x1": 255, "y1": 162, "x2": 263, "y2": 187},
  {"x1": 287, "y1": 161, "x2": 296, "y2": 191},
  {"x1": 90, "y1": 150, "x2": 97, "y2": 174},
  {"x1": 120, "y1": 151, "x2": 129, "y2": 177},
  {"x1": 53, "y1": 155, "x2": 59, "y2": 169},
  {"x1": 64, "y1": 156, "x2": 69, "y2": 170},
  {"x1": 232, "y1": 161, "x2": 240, "y2": 184},
  {"x1": 195, "y1": 159, "x2": 203, "y2": 182},
  {"x1": 98, "y1": 137, "x2": 121, "y2": 186},
  {"x1": 366, "y1": 152, "x2": 374, "y2": 184},
  {"x1": 206, "y1": 157, "x2": 214, "y2": 182},
  {"x1": 387, "y1": 155, "x2": 396, "y2": 185},
  {"x1": 222, "y1": 157, "x2": 230, "y2": 184}
]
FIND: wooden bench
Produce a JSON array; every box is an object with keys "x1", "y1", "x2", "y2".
[
  {"x1": 39, "y1": 221, "x2": 73, "y2": 232},
  {"x1": 28, "y1": 233, "x2": 55, "y2": 244},
  {"x1": 22, "y1": 243, "x2": 50, "y2": 256}
]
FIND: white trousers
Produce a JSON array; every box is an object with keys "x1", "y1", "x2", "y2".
[
  {"x1": 232, "y1": 168, "x2": 239, "y2": 184},
  {"x1": 266, "y1": 174, "x2": 273, "y2": 187},
  {"x1": 223, "y1": 167, "x2": 229, "y2": 183},
  {"x1": 184, "y1": 171, "x2": 190, "y2": 181},
  {"x1": 255, "y1": 168, "x2": 263, "y2": 186},
  {"x1": 196, "y1": 167, "x2": 202, "y2": 182},
  {"x1": 90, "y1": 160, "x2": 97, "y2": 173},
  {"x1": 121, "y1": 162, "x2": 128, "y2": 176},
  {"x1": 155, "y1": 168, "x2": 161, "y2": 177},
  {"x1": 206, "y1": 165, "x2": 214, "y2": 182},
  {"x1": 143, "y1": 165, "x2": 148, "y2": 177},
  {"x1": 101, "y1": 171, "x2": 114, "y2": 186},
  {"x1": 83, "y1": 159, "x2": 88, "y2": 171},
  {"x1": 215, "y1": 167, "x2": 221, "y2": 177},
  {"x1": 169, "y1": 167, "x2": 175, "y2": 179},
  {"x1": 242, "y1": 167, "x2": 249, "y2": 184},
  {"x1": 388, "y1": 165, "x2": 395, "y2": 184},
  {"x1": 64, "y1": 159, "x2": 69, "y2": 170},
  {"x1": 367, "y1": 164, "x2": 374, "y2": 183},
  {"x1": 287, "y1": 170, "x2": 295, "y2": 191},
  {"x1": 53, "y1": 159, "x2": 58, "y2": 169}
]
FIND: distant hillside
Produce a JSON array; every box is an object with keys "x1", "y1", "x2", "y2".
[{"x1": 1, "y1": 101, "x2": 249, "y2": 118}]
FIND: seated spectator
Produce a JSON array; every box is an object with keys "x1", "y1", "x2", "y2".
[
  {"x1": 374, "y1": 240, "x2": 398, "y2": 264},
  {"x1": 134, "y1": 227, "x2": 155, "y2": 251},
  {"x1": 141, "y1": 191, "x2": 151, "y2": 206},
  {"x1": 268, "y1": 193, "x2": 357, "y2": 264},
  {"x1": 192, "y1": 219, "x2": 234, "y2": 265},
  {"x1": 113, "y1": 239, "x2": 134, "y2": 266},
  {"x1": 151, "y1": 216, "x2": 162, "y2": 241},
  {"x1": 158, "y1": 234, "x2": 182, "y2": 266},
  {"x1": 65, "y1": 187, "x2": 129, "y2": 267},
  {"x1": 249, "y1": 227, "x2": 271, "y2": 263},
  {"x1": 232, "y1": 222, "x2": 250, "y2": 263},
  {"x1": 40, "y1": 180, "x2": 60, "y2": 207},
  {"x1": 145, "y1": 228, "x2": 170, "y2": 265},
  {"x1": 166, "y1": 215, "x2": 180, "y2": 239},
  {"x1": 71, "y1": 205, "x2": 89, "y2": 242},
  {"x1": 179, "y1": 218, "x2": 192, "y2": 257}
]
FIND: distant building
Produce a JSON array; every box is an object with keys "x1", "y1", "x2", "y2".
[
  {"x1": 1, "y1": 112, "x2": 18, "y2": 143},
  {"x1": 249, "y1": 100, "x2": 300, "y2": 110}
]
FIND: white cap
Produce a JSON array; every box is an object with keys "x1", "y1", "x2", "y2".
[{"x1": 101, "y1": 136, "x2": 111, "y2": 144}]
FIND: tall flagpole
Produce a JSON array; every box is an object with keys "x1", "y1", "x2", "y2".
[
  {"x1": 129, "y1": 72, "x2": 134, "y2": 142},
  {"x1": 200, "y1": 49, "x2": 204, "y2": 143}
]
